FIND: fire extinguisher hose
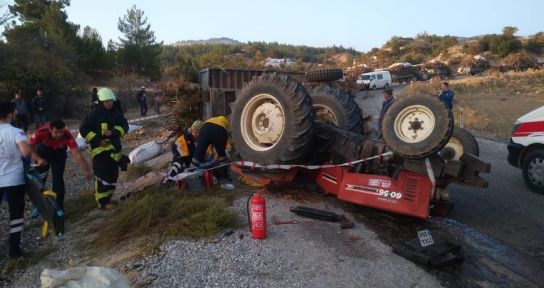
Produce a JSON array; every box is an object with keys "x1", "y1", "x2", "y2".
[{"x1": 246, "y1": 195, "x2": 252, "y2": 232}]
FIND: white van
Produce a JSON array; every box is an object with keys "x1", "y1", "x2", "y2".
[
  {"x1": 356, "y1": 71, "x2": 392, "y2": 90},
  {"x1": 507, "y1": 106, "x2": 544, "y2": 194}
]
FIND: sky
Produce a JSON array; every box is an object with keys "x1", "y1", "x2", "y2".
[{"x1": 7, "y1": 0, "x2": 544, "y2": 52}]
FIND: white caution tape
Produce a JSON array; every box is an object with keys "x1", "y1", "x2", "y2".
[
  {"x1": 166, "y1": 151, "x2": 394, "y2": 181},
  {"x1": 233, "y1": 152, "x2": 393, "y2": 170},
  {"x1": 110, "y1": 151, "x2": 396, "y2": 184},
  {"x1": 128, "y1": 113, "x2": 172, "y2": 124},
  {"x1": 69, "y1": 113, "x2": 172, "y2": 134},
  {"x1": 94, "y1": 176, "x2": 118, "y2": 186},
  {"x1": 165, "y1": 171, "x2": 203, "y2": 181}
]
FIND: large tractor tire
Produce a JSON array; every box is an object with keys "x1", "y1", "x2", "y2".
[
  {"x1": 231, "y1": 73, "x2": 315, "y2": 164},
  {"x1": 382, "y1": 95, "x2": 454, "y2": 159},
  {"x1": 305, "y1": 68, "x2": 343, "y2": 82},
  {"x1": 440, "y1": 127, "x2": 479, "y2": 160},
  {"x1": 308, "y1": 86, "x2": 363, "y2": 134}
]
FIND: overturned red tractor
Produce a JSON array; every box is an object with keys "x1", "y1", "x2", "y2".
[{"x1": 200, "y1": 69, "x2": 490, "y2": 219}]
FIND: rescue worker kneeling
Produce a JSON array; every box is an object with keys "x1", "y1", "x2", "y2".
[
  {"x1": 79, "y1": 88, "x2": 129, "y2": 210},
  {"x1": 188, "y1": 116, "x2": 230, "y2": 178},
  {"x1": 167, "y1": 120, "x2": 203, "y2": 178}
]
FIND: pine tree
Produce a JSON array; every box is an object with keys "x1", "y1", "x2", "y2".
[{"x1": 117, "y1": 5, "x2": 162, "y2": 80}]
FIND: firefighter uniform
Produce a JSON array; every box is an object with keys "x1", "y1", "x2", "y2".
[
  {"x1": 167, "y1": 130, "x2": 197, "y2": 178},
  {"x1": 190, "y1": 116, "x2": 230, "y2": 176},
  {"x1": 79, "y1": 88, "x2": 128, "y2": 208}
]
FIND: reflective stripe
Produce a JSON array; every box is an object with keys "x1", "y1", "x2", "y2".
[
  {"x1": 91, "y1": 144, "x2": 115, "y2": 158},
  {"x1": 205, "y1": 116, "x2": 230, "y2": 130},
  {"x1": 9, "y1": 218, "x2": 24, "y2": 225},
  {"x1": 10, "y1": 226, "x2": 23, "y2": 233},
  {"x1": 84, "y1": 131, "x2": 97, "y2": 142},
  {"x1": 41, "y1": 222, "x2": 49, "y2": 237},
  {"x1": 110, "y1": 152, "x2": 122, "y2": 162},
  {"x1": 101, "y1": 123, "x2": 108, "y2": 135},
  {"x1": 113, "y1": 125, "x2": 126, "y2": 136},
  {"x1": 176, "y1": 137, "x2": 190, "y2": 157},
  {"x1": 95, "y1": 191, "x2": 113, "y2": 201},
  {"x1": 43, "y1": 191, "x2": 57, "y2": 199}
]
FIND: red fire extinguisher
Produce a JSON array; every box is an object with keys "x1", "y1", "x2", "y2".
[{"x1": 247, "y1": 191, "x2": 267, "y2": 239}]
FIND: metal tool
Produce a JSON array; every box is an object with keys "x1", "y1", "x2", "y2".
[{"x1": 273, "y1": 220, "x2": 299, "y2": 225}]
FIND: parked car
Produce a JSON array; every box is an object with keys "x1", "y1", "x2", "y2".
[
  {"x1": 356, "y1": 71, "x2": 391, "y2": 90},
  {"x1": 507, "y1": 106, "x2": 544, "y2": 194}
]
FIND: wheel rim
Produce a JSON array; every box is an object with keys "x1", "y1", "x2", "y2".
[
  {"x1": 394, "y1": 105, "x2": 436, "y2": 143},
  {"x1": 528, "y1": 157, "x2": 544, "y2": 187},
  {"x1": 443, "y1": 137, "x2": 463, "y2": 160},
  {"x1": 240, "y1": 93, "x2": 285, "y2": 151},
  {"x1": 313, "y1": 104, "x2": 339, "y2": 126}
]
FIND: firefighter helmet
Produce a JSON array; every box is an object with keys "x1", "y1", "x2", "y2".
[{"x1": 97, "y1": 88, "x2": 116, "y2": 102}]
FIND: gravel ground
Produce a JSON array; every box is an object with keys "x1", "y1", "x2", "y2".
[{"x1": 134, "y1": 194, "x2": 442, "y2": 288}]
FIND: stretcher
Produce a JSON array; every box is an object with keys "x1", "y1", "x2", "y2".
[{"x1": 25, "y1": 169, "x2": 64, "y2": 237}]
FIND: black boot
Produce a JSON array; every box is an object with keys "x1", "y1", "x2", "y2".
[{"x1": 9, "y1": 232, "x2": 24, "y2": 258}]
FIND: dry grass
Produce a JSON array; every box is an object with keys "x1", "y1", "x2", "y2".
[
  {"x1": 94, "y1": 186, "x2": 238, "y2": 249},
  {"x1": 64, "y1": 189, "x2": 98, "y2": 223},
  {"x1": 400, "y1": 69, "x2": 544, "y2": 139},
  {"x1": 119, "y1": 163, "x2": 153, "y2": 182}
]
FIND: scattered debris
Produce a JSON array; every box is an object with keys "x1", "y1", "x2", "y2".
[
  {"x1": 128, "y1": 141, "x2": 162, "y2": 164},
  {"x1": 40, "y1": 266, "x2": 130, "y2": 288},
  {"x1": 392, "y1": 231, "x2": 465, "y2": 268},
  {"x1": 290, "y1": 206, "x2": 346, "y2": 222},
  {"x1": 127, "y1": 124, "x2": 143, "y2": 134},
  {"x1": 116, "y1": 171, "x2": 164, "y2": 200},
  {"x1": 273, "y1": 220, "x2": 299, "y2": 225},
  {"x1": 290, "y1": 206, "x2": 354, "y2": 229}
]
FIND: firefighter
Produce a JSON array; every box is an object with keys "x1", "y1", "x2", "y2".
[
  {"x1": 166, "y1": 120, "x2": 203, "y2": 178},
  {"x1": 79, "y1": 88, "x2": 129, "y2": 210},
  {"x1": 188, "y1": 116, "x2": 230, "y2": 177},
  {"x1": 29, "y1": 119, "x2": 93, "y2": 210},
  {"x1": 0, "y1": 101, "x2": 46, "y2": 258}
]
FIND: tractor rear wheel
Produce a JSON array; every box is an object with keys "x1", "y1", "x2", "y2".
[
  {"x1": 232, "y1": 73, "x2": 315, "y2": 164},
  {"x1": 440, "y1": 127, "x2": 479, "y2": 160},
  {"x1": 305, "y1": 68, "x2": 343, "y2": 82},
  {"x1": 382, "y1": 94, "x2": 454, "y2": 159},
  {"x1": 308, "y1": 86, "x2": 363, "y2": 134}
]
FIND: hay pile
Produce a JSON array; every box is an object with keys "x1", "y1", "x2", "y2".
[
  {"x1": 424, "y1": 60, "x2": 451, "y2": 78},
  {"x1": 388, "y1": 62, "x2": 414, "y2": 73},
  {"x1": 458, "y1": 55, "x2": 489, "y2": 75},
  {"x1": 502, "y1": 52, "x2": 537, "y2": 71}
]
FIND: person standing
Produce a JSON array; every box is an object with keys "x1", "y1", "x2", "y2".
[
  {"x1": 378, "y1": 88, "x2": 396, "y2": 131},
  {"x1": 12, "y1": 90, "x2": 29, "y2": 132},
  {"x1": 91, "y1": 87, "x2": 99, "y2": 110},
  {"x1": 79, "y1": 88, "x2": 129, "y2": 210},
  {"x1": 136, "y1": 86, "x2": 148, "y2": 117},
  {"x1": 153, "y1": 90, "x2": 162, "y2": 115},
  {"x1": 438, "y1": 82, "x2": 454, "y2": 110},
  {"x1": 29, "y1": 119, "x2": 93, "y2": 211},
  {"x1": 31, "y1": 88, "x2": 47, "y2": 130},
  {"x1": 0, "y1": 101, "x2": 46, "y2": 258}
]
